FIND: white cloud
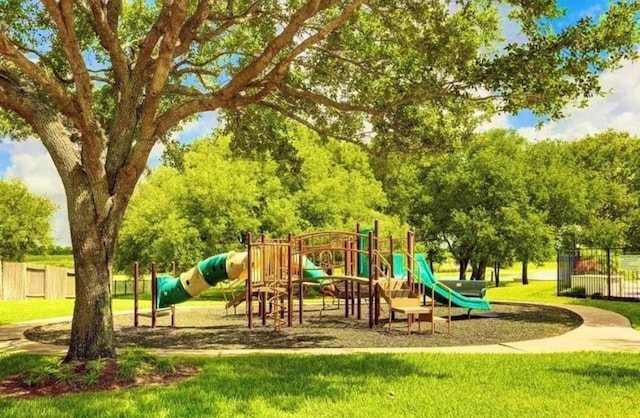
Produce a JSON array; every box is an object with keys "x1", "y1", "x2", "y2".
[
  {"x1": 477, "y1": 60, "x2": 640, "y2": 141},
  {"x1": 476, "y1": 112, "x2": 510, "y2": 133},
  {"x1": 516, "y1": 60, "x2": 640, "y2": 140},
  {"x1": 497, "y1": 3, "x2": 528, "y2": 47}
]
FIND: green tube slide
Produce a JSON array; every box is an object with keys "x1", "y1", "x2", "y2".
[
  {"x1": 156, "y1": 252, "x2": 239, "y2": 309},
  {"x1": 156, "y1": 252, "x2": 333, "y2": 309}
]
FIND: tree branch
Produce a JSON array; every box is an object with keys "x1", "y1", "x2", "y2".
[
  {"x1": 42, "y1": 0, "x2": 96, "y2": 124},
  {"x1": 131, "y1": 0, "x2": 174, "y2": 87},
  {"x1": 197, "y1": 0, "x2": 266, "y2": 45},
  {"x1": 13, "y1": 42, "x2": 74, "y2": 84},
  {"x1": 137, "y1": 0, "x2": 189, "y2": 141},
  {"x1": 0, "y1": 76, "x2": 79, "y2": 179},
  {"x1": 310, "y1": 46, "x2": 377, "y2": 72},
  {"x1": 0, "y1": 33, "x2": 77, "y2": 117},
  {"x1": 277, "y1": 82, "x2": 380, "y2": 114},
  {"x1": 266, "y1": 0, "x2": 365, "y2": 82},
  {"x1": 86, "y1": 0, "x2": 129, "y2": 86},
  {"x1": 259, "y1": 100, "x2": 367, "y2": 147},
  {"x1": 173, "y1": 0, "x2": 213, "y2": 56},
  {"x1": 217, "y1": 0, "x2": 330, "y2": 100}
]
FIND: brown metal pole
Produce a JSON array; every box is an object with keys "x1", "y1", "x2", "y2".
[
  {"x1": 287, "y1": 233, "x2": 293, "y2": 328},
  {"x1": 368, "y1": 231, "x2": 374, "y2": 328},
  {"x1": 247, "y1": 232, "x2": 253, "y2": 329},
  {"x1": 298, "y1": 239, "x2": 304, "y2": 325},
  {"x1": 407, "y1": 231, "x2": 414, "y2": 288},
  {"x1": 344, "y1": 241, "x2": 350, "y2": 318},
  {"x1": 170, "y1": 261, "x2": 176, "y2": 327},
  {"x1": 260, "y1": 235, "x2": 267, "y2": 326},
  {"x1": 374, "y1": 220, "x2": 380, "y2": 325},
  {"x1": 133, "y1": 262, "x2": 139, "y2": 327},
  {"x1": 390, "y1": 235, "x2": 394, "y2": 278},
  {"x1": 151, "y1": 262, "x2": 157, "y2": 328}
]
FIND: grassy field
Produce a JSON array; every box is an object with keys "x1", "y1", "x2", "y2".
[
  {"x1": 0, "y1": 299, "x2": 152, "y2": 326},
  {"x1": 23, "y1": 255, "x2": 74, "y2": 269},
  {"x1": 1, "y1": 351, "x2": 639, "y2": 417}
]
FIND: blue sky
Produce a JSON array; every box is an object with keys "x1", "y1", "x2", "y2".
[
  {"x1": 506, "y1": 0, "x2": 614, "y2": 130},
  {"x1": 1, "y1": 1, "x2": 638, "y2": 245}
]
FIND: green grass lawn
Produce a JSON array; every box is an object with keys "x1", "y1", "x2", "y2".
[
  {"x1": 1, "y1": 351, "x2": 639, "y2": 417},
  {"x1": 488, "y1": 280, "x2": 640, "y2": 330},
  {"x1": 0, "y1": 299, "x2": 151, "y2": 326}
]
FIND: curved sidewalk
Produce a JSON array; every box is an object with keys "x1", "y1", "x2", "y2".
[{"x1": 1, "y1": 304, "x2": 640, "y2": 357}]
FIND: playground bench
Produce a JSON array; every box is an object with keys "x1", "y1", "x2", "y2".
[{"x1": 437, "y1": 280, "x2": 488, "y2": 298}]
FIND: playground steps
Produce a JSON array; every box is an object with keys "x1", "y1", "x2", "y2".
[{"x1": 377, "y1": 279, "x2": 437, "y2": 334}]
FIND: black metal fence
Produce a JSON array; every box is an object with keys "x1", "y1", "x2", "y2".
[
  {"x1": 112, "y1": 279, "x2": 151, "y2": 297},
  {"x1": 557, "y1": 247, "x2": 640, "y2": 301}
]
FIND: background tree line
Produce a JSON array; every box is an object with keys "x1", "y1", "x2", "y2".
[
  {"x1": 113, "y1": 126, "x2": 640, "y2": 281},
  {"x1": 3, "y1": 127, "x2": 638, "y2": 284}
]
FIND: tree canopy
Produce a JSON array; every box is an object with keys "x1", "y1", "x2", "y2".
[
  {"x1": 0, "y1": 0, "x2": 638, "y2": 360},
  {"x1": 116, "y1": 128, "x2": 405, "y2": 272},
  {"x1": 0, "y1": 179, "x2": 56, "y2": 261}
]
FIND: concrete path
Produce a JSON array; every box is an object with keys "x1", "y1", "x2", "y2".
[{"x1": 2, "y1": 304, "x2": 640, "y2": 357}]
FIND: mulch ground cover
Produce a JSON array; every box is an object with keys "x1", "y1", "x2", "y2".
[{"x1": 25, "y1": 302, "x2": 582, "y2": 350}]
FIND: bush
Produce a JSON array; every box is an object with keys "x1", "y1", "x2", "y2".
[{"x1": 574, "y1": 259, "x2": 604, "y2": 275}]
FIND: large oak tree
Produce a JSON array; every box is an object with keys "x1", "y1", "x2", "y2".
[{"x1": 0, "y1": 0, "x2": 638, "y2": 361}]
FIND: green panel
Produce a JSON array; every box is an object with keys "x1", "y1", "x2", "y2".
[
  {"x1": 392, "y1": 253, "x2": 407, "y2": 279},
  {"x1": 197, "y1": 253, "x2": 229, "y2": 285},
  {"x1": 358, "y1": 228, "x2": 372, "y2": 277},
  {"x1": 156, "y1": 275, "x2": 192, "y2": 308}
]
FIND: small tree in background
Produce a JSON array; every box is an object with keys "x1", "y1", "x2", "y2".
[{"x1": 0, "y1": 179, "x2": 55, "y2": 261}]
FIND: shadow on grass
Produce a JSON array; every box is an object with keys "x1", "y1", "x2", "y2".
[
  {"x1": 552, "y1": 364, "x2": 640, "y2": 384},
  {"x1": 0, "y1": 353, "x2": 451, "y2": 417}
]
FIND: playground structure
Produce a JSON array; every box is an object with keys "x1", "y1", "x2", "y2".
[{"x1": 135, "y1": 221, "x2": 491, "y2": 332}]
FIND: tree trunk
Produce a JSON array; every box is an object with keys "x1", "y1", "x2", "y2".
[
  {"x1": 522, "y1": 259, "x2": 529, "y2": 286},
  {"x1": 471, "y1": 258, "x2": 488, "y2": 281},
  {"x1": 64, "y1": 184, "x2": 121, "y2": 362},
  {"x1": 458, "y1": 258, "x2": 469, "y2": 280},
  {"x1": 494, "y1": 261, "x2": 501, "y2": 288}
]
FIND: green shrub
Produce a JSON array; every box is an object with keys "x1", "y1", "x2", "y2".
[
  {"x1": 80, "y1": 358, "x2": 107, "y2": 386},
  {"x1": 117, "y1": 349, "x2": 175, "y2": 380}
]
